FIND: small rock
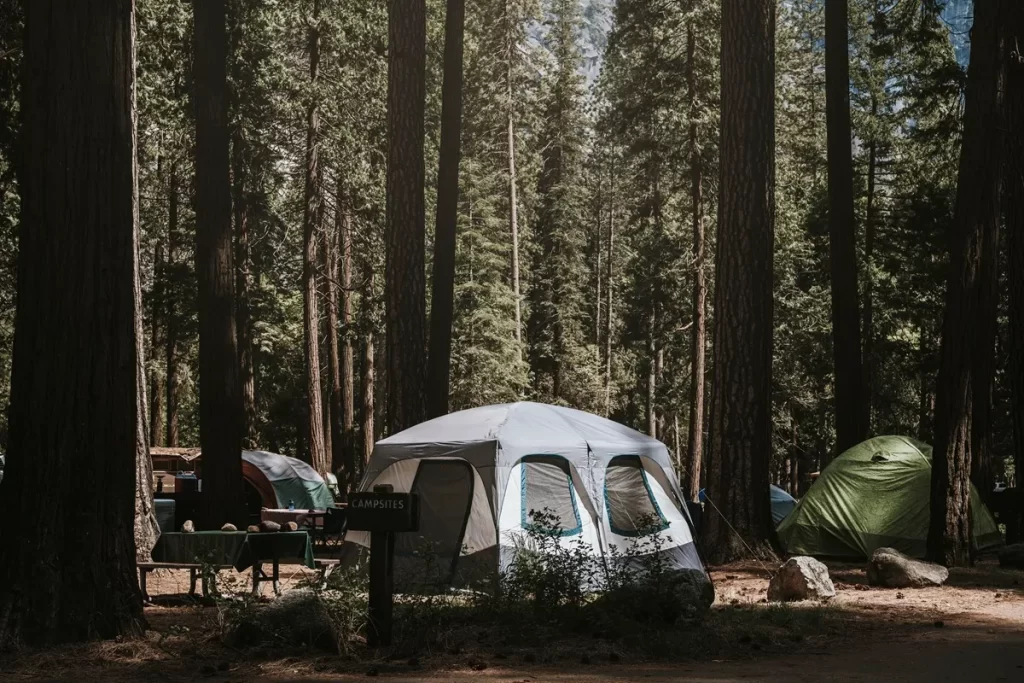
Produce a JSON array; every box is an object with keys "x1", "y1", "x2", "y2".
[
  {"x1": 258, "y1": 520, "x2": 282, "y2": 533},
  {"x1": 284, "y1": 521, "x2": 299, "y2": 532},
  {"x1": 934, "y1": 620, "x2": 944, "y2": 628},
  {"x1": 767, "y1": 556, "x2": 836, "y2": 602},
  {"x1": 896, "y1": 592, "x2": 905, "y2": 600},
  {"x1": 998, "y1": 543, "x2": 1024, "y2": 570},
  {"x1": 867, "y1": 548, "x2": 948, "y2": 588},
  {"x1": 247, "y1": 525, "x2": 260, "y2": 533},
  {"x1": 473, "y1": 662, "x2": 488, "y2": 671},
  {"x1": 366, "y1": 667, "x2": 379, "y2": 677},
  {"x1": 221, "y1": 523, "x2": 237, "y2": 532},
  {"x1": 182, "y1": 520, "x2": 195, "y2": 533}
]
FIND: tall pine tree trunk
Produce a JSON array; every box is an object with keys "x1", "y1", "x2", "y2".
[
  {"x1": 825, "y1": 0, "x2": 867, "y2": 455},
  {"x1": 604, "y1": 160, "x2": 615, "y2": 416},
  {"x1": 302, "y1": 0, "x2": 329, "y2": 476},
  {"x1": 232, "y1": 131, "x2": 258, "y2": 448},
  {"x1": 326, "y1": 178, "x2": 345, "y2": 479},
  {"x1": 506, "y1": 1, "x2": 522, "y2": 349},
  {"x1": 427, "y1": 0, "x2": 465, "y2": 418},
  {"x1": 1006, "y1": 2, "x2": 1024, "y2": 542},
  {"x1": 165, "y1": 161, "x2": 181, "y2": 447},
  {"x1": 0, "y1": 0, "x2": 145, "y2": 643},
  {"x1": 704, "y1": 0, "x2": 777, "y2": 564},
  {"x1": 149, "y1": 242, "x2": 165, "y2": 446},
  {"x1": 385, "y1": 0, "x2": 428, "y2": 434},
  {"x1": 362, "y1": 268, "x2": 377, "y2": 468},
  {"x1": 927, "y1": 0, "x2": 1005, "y2": 567},
  {"x1": 194, "y1": 0, "x2": 245, "y2": 529},
  {"x1": 862, "y1": 117, "x2": 877, "y2": 431},
  {"x1": 341, "y1": 185, "x2": 356, "y2": 481},
  {"x1": 686, "y1": 22, "x2": 707, "y2": 503}
]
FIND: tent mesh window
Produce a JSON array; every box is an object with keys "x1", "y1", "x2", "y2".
[
  {"x1": 521, "y1": 455, "x2": 583, "y2": 537},
  {"x1": 605, "y1": 455, "x2": 669, "y2": 537}
]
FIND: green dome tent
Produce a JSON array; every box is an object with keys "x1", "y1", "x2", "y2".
[{"x1": 778, "y1": 436, "x2": 1002, "y2": 559}]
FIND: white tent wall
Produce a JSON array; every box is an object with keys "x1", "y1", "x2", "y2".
[{"x1": 347, "y1": 403, "x2": 707, "y2": 587}]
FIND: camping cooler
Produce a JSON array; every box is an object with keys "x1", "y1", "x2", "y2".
[{"x1": 154, "y1": 498, "x2": 176, "y2": 533}]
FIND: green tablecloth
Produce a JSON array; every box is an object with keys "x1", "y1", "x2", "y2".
[
  {"x1": 152, "y1": 531, "x2": 248, "y2": 566},
  {"x1": 233, "y1": 531, "x2": 315, "y2": 571}
]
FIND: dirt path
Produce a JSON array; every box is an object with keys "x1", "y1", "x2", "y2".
[{"x1": 3, "y1": 561, "x2": 1021, "y2": 682}]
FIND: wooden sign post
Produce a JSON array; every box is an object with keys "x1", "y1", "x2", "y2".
[{"x1": 346, "y1": 484, "x2": 419, "y2": 647}]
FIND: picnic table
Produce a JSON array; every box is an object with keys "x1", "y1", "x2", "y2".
[
  {"x1": 140, "y1": 530, "x2": 326, "y2": 600},
  {"x1": 234, "y1": 530, "x2": 316, "y2": 595}
]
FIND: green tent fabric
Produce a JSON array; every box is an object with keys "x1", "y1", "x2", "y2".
[
  {"x1": 777, "y1": 435, "x2": 1003, "y2": 559},
  {"x1": 241, "y1": 450, "x2": 335, "y2": 510}
]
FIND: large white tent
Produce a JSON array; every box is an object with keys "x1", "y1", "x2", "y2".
[{"x1": 346, "y1": 402, "x2": 707, "y2": 587}]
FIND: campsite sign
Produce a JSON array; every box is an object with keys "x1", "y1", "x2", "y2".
[
  {"x1": 350, "y1": 484, "x2": 419, "y2": 647},
  {"x1": 347, "y1": 489, "x2": 419, "y2": 533}
]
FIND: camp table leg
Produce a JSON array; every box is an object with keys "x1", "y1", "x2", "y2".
[
  {"x1": 272, "y1": 558, "x2": 281, "y2": 596},
  {"x1": 139, "y1": 568, "x2": 151, "y2": 604},
  {"x1": 188, "y1": 567, "x2": 198, "y2": 597},
  {"x1": 251, "y1": 563, "x2": 263, "y2": 596}
]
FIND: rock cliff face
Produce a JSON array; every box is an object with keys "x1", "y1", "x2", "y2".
[{"x1": 942, "y1": 0, "x2": 973, "y2": 68}]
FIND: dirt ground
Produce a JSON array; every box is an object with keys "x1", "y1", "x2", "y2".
[{"x1": 1, "y1": 559, "x2": 1021, "y2": 682}]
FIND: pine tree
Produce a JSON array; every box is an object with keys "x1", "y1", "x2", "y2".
[
  {"x1": 0, "y1": 0, "x2": 145, "y2": 643},
  {"x1": 704, "y1": 0, "x2": 777, "y2": 563},
  {"x1": 193, "y1": 0, "x2": 246, "y2": 528},
  {"x1": 928, "y1": 0, "x2": 1006, "y2": 567}
]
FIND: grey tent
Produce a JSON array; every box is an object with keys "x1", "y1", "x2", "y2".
[
  {"x1": 771, "y1": 485, "x2": 797, "y2": 526},
  {"x1": 346, "y1": 402, "x2": 708, "y2": 587}
]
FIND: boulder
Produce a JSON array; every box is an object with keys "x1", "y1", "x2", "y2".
[
  {"x1": 767, "y1": 556, "x2": 835, "y2": 602},
  {"x1": 284, "y1": 521, "x2": 299, "y2": 532},
  {"x1": 258, "y1": 520, "x2": 281, "y2": 533},
  {"x1": 181, "y1": 520, "x2": 195, "y2": 533},
  {"x1": 246, "y1": 525, "x2": 260, "y2": 533},
  {"x1": 867, "y1": 547, "x2": 948, "y2": 588},
  {"x1": 998, "y1": 543, "x2": 1024, "y2": 570},
  {"x1": 221, "y1": 523, "x2": 238, "y2": 532}
]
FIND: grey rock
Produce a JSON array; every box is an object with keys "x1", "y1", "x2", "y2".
[
  {"x1": 998, "y1": 543, "x2": 1024, "y2": 570},
  {"x1": 221, "y1": 523, "x2": 238, "y2": 532},
  {"x1": 181, "y1": 520, "x2": 195, "y2": 533},
  {"x1": 247, "y1": 525, "x2": 260, "y2": 533},
  {"x1": 768, "y1": 556, "x2": 836, "y2": 602},
  {"x1": 284, "y1": 521, "x2": 299, "y2": 532},
  {"x1": 867, "y1": 547, "x2": 948, "y2": 588},
  {"x1": 258, "y1": 520, "x2": 282, "y2": 533}
]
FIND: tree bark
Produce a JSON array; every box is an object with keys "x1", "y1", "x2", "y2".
[
  {"x1": 506, "y1": 1, "x2": 522, "y2": 349},
  {"x1": 326, "y1": 179, "x2": 344, "y2": 479},
  {"x1": 193, "y1": 0, "x2": 245, "y2": 529},
  {"x1": 685, "y1": 22, "x2": 706, "y2": 504},
  {"x1": 232, "y1": 130, "x2": 258, "y2": 448},
  {"x1": 302, "y1": 0, "x2": 329, "y2": 477},
  {"x1": 703, "y1": 0, "x2": 777, "y2": 564},
  {"x1": 0, "y1": 0, "x2": 145, "y2": 644},
  {"x1": 149, "y1": 242, "x2": 165, "y2": 447},
  {"x1": 825, "y1": 0, "x2": 867, "y2": 455},
  {"x1": 1006, "y1": 1, "x2": 1024, "y2": 543},
  {"x1": 427, "y1": 0, "x2": 465, "y2": 418},
  {"x1": 862, "y1": 112, "x2": 877, "y2": 432},
  {"x1": 362, "y1": 270, "x2": 377, "y2": 469},
  {"x1": 604, "y1": 159, "x2": 615, "y2": 417},
  {"x1": 165, "y1": 161, "x2": 181, "y2": 447},
  {"x1": 341, "y1": 189, "x2": 356, "y2": 480},
  {"x1": 385, "y1": 0, "x2": 428, "y2": 434},
  {"x1": 927, "y1": 0, "x2": 1005, "y2": 567}
]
